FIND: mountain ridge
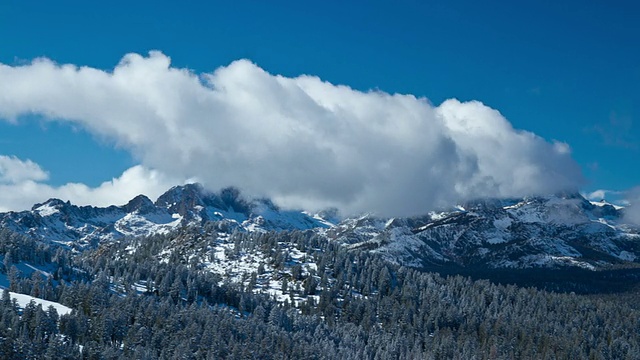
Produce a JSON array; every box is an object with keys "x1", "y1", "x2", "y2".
[
  {"x1": 1, "y1": 184, "x2": 638, "y2": 271},
  {"x1": 1, "y1": 184, "x2": 333, "y2": 249}
]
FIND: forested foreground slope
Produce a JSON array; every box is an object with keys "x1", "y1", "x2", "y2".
[{"x1": 0, "y1": 228, "x2": 639, "y2": 359}]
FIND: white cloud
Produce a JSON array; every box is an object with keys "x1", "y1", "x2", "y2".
[
  {"x1": 0, "y1": 162, "x2": 177, "y2": 212},
  {"x1": 0, "y1": 51, "x2": 585, "y2": 216},
  {"x1": 584, "y1": 189, "x2": 624, "y2": 202},
  {"x1": 0, "y1": 155, "x2": 49, "y2": 184},
  {"x1": 585, "y1": 189, "x2": 607, "y2": 201}
]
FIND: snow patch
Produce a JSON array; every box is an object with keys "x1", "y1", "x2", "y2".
[
  {"x1": 618, "y1": 251, "x2": 636, "y2": 261},
  {"x1": 35, "y1": 203, "x2": 60, "y2": 216},
  {"x1": 4, "y1": 291, "x2": 72, "y2": 316}
]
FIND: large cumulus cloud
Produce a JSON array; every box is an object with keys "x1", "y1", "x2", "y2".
[{"x1": 0, "y1": 51, "x2": 584, "y2": 216}]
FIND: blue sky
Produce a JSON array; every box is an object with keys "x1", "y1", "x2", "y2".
[{"x1": 0, "y1": 0, "x2": 638, "y2": 212}]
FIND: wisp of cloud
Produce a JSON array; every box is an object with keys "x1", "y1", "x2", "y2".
[
  {"x1": 623, "y1": 187, "x2": 640, "y2": 225},
  {"x1": 0, "y1": 51, "x2": 584, "y2": 216}
]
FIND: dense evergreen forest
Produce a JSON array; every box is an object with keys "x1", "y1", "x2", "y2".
[{"x1": 0, "y1": 226, "x2": 639, "y2": 359}]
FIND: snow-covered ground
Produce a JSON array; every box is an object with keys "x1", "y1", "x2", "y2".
[{"x1": 3, "y1": 290, "x2": 72, "y2": 316}]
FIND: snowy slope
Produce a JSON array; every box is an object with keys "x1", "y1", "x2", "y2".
[{"x1": 3, "y1": 291, "x2": 72, "y2": 316}]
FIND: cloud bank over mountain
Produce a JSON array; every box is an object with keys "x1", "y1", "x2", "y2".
[{"x1": 0, "y1": 51, "x2": 584, "y2": 215}]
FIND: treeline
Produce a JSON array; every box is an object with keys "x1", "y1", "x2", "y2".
[{"x1": 0, "y1": 226, "x2": 639, "y2": 358}]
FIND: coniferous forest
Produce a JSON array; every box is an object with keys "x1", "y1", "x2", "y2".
[{"x1": 0, "y1": 226, "x2": 639, "y2": 359}]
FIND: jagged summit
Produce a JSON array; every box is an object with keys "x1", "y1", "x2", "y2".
[
  {"x1": 155, "y1": 184, "x2": 254, "y2": 221},
  {"x1": 123, "y1": 194, "x2": 156, "y2": 214},
  {"x1": 31, "y1": 198, "x2": 69, "y2": 210}
]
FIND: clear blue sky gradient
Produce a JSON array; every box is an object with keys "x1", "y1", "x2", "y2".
[{"x1": 0, "y1": 0, "x2": 638, "y2": 197}]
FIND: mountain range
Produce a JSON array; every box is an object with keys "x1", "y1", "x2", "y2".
[
  {"x1": 1, "y1": 183, "x2": 638, "y2": 271},
  {"x1": 0, "y1": 184, "x2": 332, "y2": 250}
]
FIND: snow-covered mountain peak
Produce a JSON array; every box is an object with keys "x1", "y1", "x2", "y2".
[
  {"x1": 31, "y1": 198, "x2": 68, "y2": 216},
  {"x1": 590, "y1": 199, "x2": 624, "y2": 211}
]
